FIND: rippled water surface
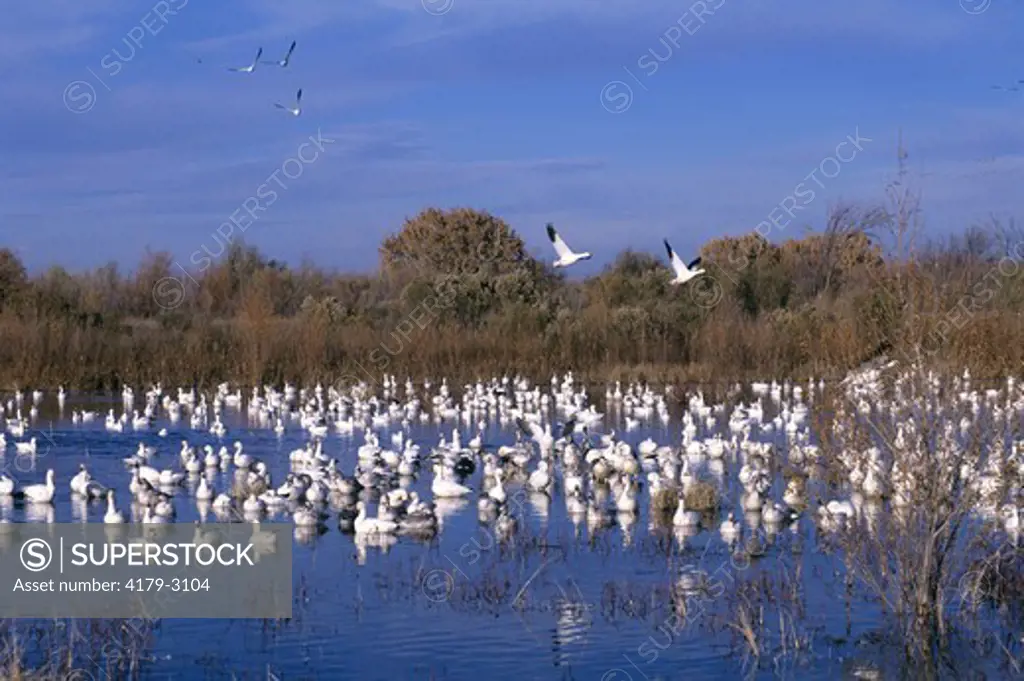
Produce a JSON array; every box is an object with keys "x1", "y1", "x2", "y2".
[{"x1": 0, "y1": 386, "x2": 1012, "y2": 680}]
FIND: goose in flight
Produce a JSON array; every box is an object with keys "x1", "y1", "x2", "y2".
[
  {"x1": 663, "y1": 239, "x2": 705, "y2": 285},
  {"x1": 546, "y1": 224, "x2": 591, "y2": 268},
  {"x1": 274, "y1": 88, "x2": 302, "y2": 116},
  {"x1": 263, "y1": 41, "x2": 297, "y2": 68},
  {"x1": 228, "y1": 47, "x2": 262, "y2": 73}
]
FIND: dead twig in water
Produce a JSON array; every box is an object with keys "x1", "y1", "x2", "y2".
[{"x1": 511, "y1": 549, "x2": 565, "y2": 610}]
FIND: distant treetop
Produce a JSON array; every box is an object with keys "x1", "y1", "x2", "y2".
[{"x1": 379, "y1": 207, "x2": 534, "y2": 277}]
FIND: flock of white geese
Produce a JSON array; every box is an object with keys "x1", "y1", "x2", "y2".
[{"x1": 0, "y1": 364, "x2": 1021, "y2": 554}]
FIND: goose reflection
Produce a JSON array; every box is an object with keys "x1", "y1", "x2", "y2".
[
  {"x1": 25, "y1": 503, "x2": 55, "y2": 524},
  {"x1": 552, "y1": 581, "x2": 594, "y2": 667}
]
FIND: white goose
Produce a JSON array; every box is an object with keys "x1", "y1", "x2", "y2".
[
  {"x1": 673, "y1": 496, "x2": 701, "y2": 528},
  {"x1": 195, "y1": 476, "x2": 214, "y2": 501},
  {"x1": 232, "y1": 442, "x2": 251, "y2": 469},
  {"x1": 783, "y1": 480, "x2": 803, "y2": 507},
  {"x1": 720, "y1": 512, "x2": 740, "y2": 538},
  {"x1": 243, "y1": 494, "x2": 265, "y2": 515},
  {"x1": 154, "y1": 495, "x2": 176, "y2": 519},
  {"x1": 546, "y1": 224, "x2": 591, "y2": 268},
  {"x1": 22, "y1": 470, "x2": 56, "y2": 504},
  {"x1": 528, "y1": 460, "x2": 552, "y2": 492},
  {"x1": 400, "y1": 493, "x2": 437, "y2": 531},
  {"x1": 741, "y1": 489, "x2": 763, "y2": 512},
  {"x1": 663, "y1": 238, "x2": 705, "y2": 285},
  {"x1": 431, "y1": 470, "x2": 471, "y2": 498},
  {"x1": 228, "y1": 47, "x2": 263, "y2": 73},
  {"x1": 262, "y1": 40, "x2": 297, "y2": 68},
  {"x1": 184, "y1": 453, "x2": 201, "y2": 474},
  {"x1": 762, "y1": 501, "x2": 786, "y2": 524},
  {"x1": 14, "y1": 438, "x2": 36, "y2": 455},
  {"x1": 293, "y1": 505, "x2": 320, "y2": 527},
  {"x1": 274, "y1": 88, "x2": 302, "y2": 117},
  {"x1": 70, "y1": 464, "x2": 91, "y2": 496},
  {"x1": 159, "y1": 468, "x2": 186, "y2": 486},
  {"x1": 1001, "y1": 504, "x2": 1020, "y2": 533},
  {"x1": 354, "y1": 501, "x2": 398, "y2": 535},
  {"x1": 487, "y1": 470, "x2": 507, "y2": 504},
  {"x1": 104, "y1": 491, "x2": 125, "y2": 524},
  {"x1": 615, "y1": 481, "x2": 638, "y2": 513},
  {"x1": 142, "y1": 506, "x2": 167, "y2": 524},
  {"x1": 132, "y1": 463, "x2": 162, "y2": 487}
]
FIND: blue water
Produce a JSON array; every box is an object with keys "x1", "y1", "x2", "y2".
[{"x1": 0, "y1": 389, "x2": 1010, "y2": 680}]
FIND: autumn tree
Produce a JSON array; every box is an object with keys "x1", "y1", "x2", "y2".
[
  {"x1": 0, "y1": 248, "x2": 27, "y2": 310},
  {"x1": 30, "y1": 266, "x2": 81, "y2": 318},
  {"x1": 780, "y1": 204, "x2": 886, "y2": 300},
  {"x1": 589, "y1": 250, "x2": 671, "y2": 307},
  {"x1": 380, "y1": 207, "x2": 530, "y2": 276},
  {"x1": 195, "y1": 241, "x2": 280, "y2": 318},
  {"x1": 379, "y1": 207, "x2": 551, "y2": 326},
  {"x1": 701, "y1": 234, "x2": 790, "y2": 317}
]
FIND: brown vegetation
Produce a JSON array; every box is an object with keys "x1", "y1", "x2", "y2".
[
  {"x1": 0, "y1": 617, "x2": 154, "y2": 680},
  {"x1": 1, "y1": 161, "x2": 1022, "y2": 389},
  {"x1": 814, "y1": 370, "x2": 1024, "y2": 675},
  {"x1": 684, "y1": 482, "x2": 720, "y2": 512}
]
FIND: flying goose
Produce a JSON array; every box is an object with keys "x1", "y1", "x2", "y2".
[
  {"x1": 274, "y1": 88, "x2": 302, "y2": 117},
  {"x1": 663, "y1": 239, "x2": 705, "y2": 285},
  {"x1": 546, "y1": 224, "x2": 591, "y2": 268},
  {"x1": 262, "y1": 41, "x2": 297, "y2": 68},
  {"x1": 228, "y1": 47, "x2": 262, "y2": 73}
]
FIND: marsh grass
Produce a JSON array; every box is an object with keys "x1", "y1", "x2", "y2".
[
  {"x1": 650, "y1": 488, "x2": 677, "y2": 514},
  {"x1": 684, "y1": 482, "x2": 720, "y2": 512},
  {"x1": 715, "y1": 564, "x2": 818, "y2": 678},
  {"x1": 0, "y1": 617, "x2": 155, "y2": 680}
]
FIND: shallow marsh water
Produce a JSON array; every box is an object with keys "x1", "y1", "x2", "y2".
[{"x1": 0, "y1": 388, "x2": 1016, "y2": 680}]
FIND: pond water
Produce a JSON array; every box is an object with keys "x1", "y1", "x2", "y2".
[{"x1": 0, "y1": 381, "x2": 1015, "y2": 680}]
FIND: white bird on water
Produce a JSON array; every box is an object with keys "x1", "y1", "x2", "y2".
[
  {"x1": 546, "y1": 224, "x2": 591, "y2": 268},
  {"x1": 14, "y1": 438, "x2": 36, "y2": 455},
  {"x1": 228, "y1": 47, "x2": 263, "y2": 73},
  {"x1": 104, "y1": 491, "x2": 125, "y2": 524},
  {"x1": 21, "y1": 470, "x2": 56, "y2": 504},
  {"x1": 262, "y1": 40, "x2": 297, "y2": 68},
  {"x1": 663, "y1": 239, "x2": 705, "y2": 285},
  {"x1": 274, "y1": 88, "x2": 302, "y2": 117}
]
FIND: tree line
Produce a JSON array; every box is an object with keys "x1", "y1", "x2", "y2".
[{"x1": 1, "y1": 175, "x2": 1022, "y2": 390}]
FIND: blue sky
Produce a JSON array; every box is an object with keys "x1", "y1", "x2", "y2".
[{"x1": 3, "y1": 0, "x2": 1023, "y2": 276}]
